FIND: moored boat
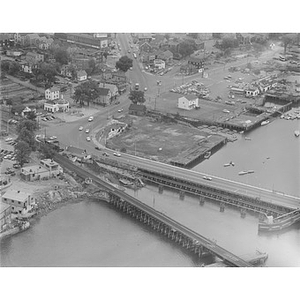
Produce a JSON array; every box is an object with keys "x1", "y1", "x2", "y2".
[
  {"x1": 204, "y1": 151, "x2": 211, "y2": 159},
  {"x1": 224, "y1": 163, "x2": 231, "y2": 167},
  {"x1": 261, "y1": 120, "x2": 270, "y2": 126},
  {"x1": 247, "y1": 170, "x2": 254, "y2": 174},
  {"x1": 294, "y1": 130, "x2": 300, "y2": 137},
  {"x1": 238, "y1": 171, "x2": 248, "y2": 175}
]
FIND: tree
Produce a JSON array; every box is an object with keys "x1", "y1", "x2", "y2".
[
  {"x1": 14, "y1": 140, "x2": 31, "y2": 167},
  {"x1": 178, "y1": 41, "x2": 197, "y2": 58},
  {"x1": 74, "y1": 80, "x2": 101, "y2": 106},
  {"x1": 26, "y1": 110, "x2": 37, "y2": 121},
  {"x1": 40, "y1": 63, "x2": 57, "y2": 88},
  {"x1": 116, "y1": 56, "x2": 133, "y2": 72},
  {"x1": 17, "y1": 128, "x2": 36, "y2": 151},
  {"x1": 54, "y1": 47, "x2": 70, "y2": 65},
  {"x1": 8, "y1": 61, "x2": 20, "y2": 75},
  {"x1": 11, "y1": 104, "x2": 25, "y2": 115},
  {"x1": 17, "y1": 119, "x2": 38, "y2": 133},
  {"x1": 129, "y1": 90, "x2": 145, "y2": 104},
  {"x1": 282, "y1": 33, "x2": 297, "y2": 55},
  {"x1": 39, "y1": 143, "x2": 56, "y2": 159},
  {"x1": 1, "y1": 61, "x2": 10, "y2": 73}
]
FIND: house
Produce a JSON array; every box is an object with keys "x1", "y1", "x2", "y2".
[
  {"x1": 188, "y1": 56, "x2": 204, "y2": 69},
  {"x1": 45, "y1": 87, "x2": 60, "y2": 100},
  {"x1": 99, "y1": 82, "x2": 119, "y2": 99},
  {"x1": 20, "y1": 159, "x2": 63, "y2": 182},
  {"x1": 136, "y1": 33, "x2": 153, "y2": 43},
  {"x1": 178, "y1": 95, "x2": 199, "y2": 110},
  {"x1": 21, "y1": 106, "x2": 36, "y2": 118},
  {"x1": 245, "y1": 87, "x2": 260, "y2": 98},
  {"x1": 94, "y1": 88, "x2": 112, "y2": 106},
  {"x1": 61, "y1": 64, "x2": 76, "y2": 78},
  {"x1": 154, "y1": 59, "x2": 165, "y2": 69},
  {"x1": 129, "y1": 104, "x2": 147, "y2": 116},
  {"x1": 157, "y1": 50, "x2": 173, "y2": 64},
  {"x1": 2, "y1": 190, "x2": 35, "y2": 216},
  {"x1": 0, "y1": 202, "x2": 11, "y2": 233},
  {"x1": 24, "y1": 33, "x2": 40, "y2": 46},
  {"x1": 139, "y1": 41, "x2": 152, "y2": 53},
  {"x1": 167, "y1": 40, "x2": 180, "y2": 52},
  {"x1": 26, "y1": 51, "x2": 44, "y2": 64},
  {"x1": 20, "y1": 62, "x2": 33, "y2": 74},
  {"x1": 44, "y1": 98, "x2": 69, "y2": 113},
  {"x1": 77, "y1": 70, "x2": 87, "y2": 82},
  {"x1": 111, "y1": 70, "x2": 126, "y2": 83}
]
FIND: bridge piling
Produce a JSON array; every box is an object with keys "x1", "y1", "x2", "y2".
[
  {"x1": 179, "y1": 191, "x2": 185, "y2": 200},
  {"x1": 220, "y1": 203, "x2": 225, "y2": 212},
  {"x1": 158, "y1": 185, "x2": 164, "y2": 194}
]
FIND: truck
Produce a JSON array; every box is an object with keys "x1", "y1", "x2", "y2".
[{"x1": 135, "y1": 83, "x2": 139, "y2": 90}]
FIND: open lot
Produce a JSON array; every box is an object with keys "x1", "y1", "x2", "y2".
[{"x1": 106, "y1": 115, "x2": 225, "y2": 163}]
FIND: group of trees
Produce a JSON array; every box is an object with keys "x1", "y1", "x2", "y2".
[
  {"x1": 32, "y1": 62, "x2": 58, "y2": 88},
  {"x1": 129, "y1": 90, "x2": 145, "y2": 105},
  {"x1": 1, "y1": 60, "x2": 20, "y2": 76},
  {"x1": 74, "y1": 80, "x2": 101, "y2": 106}
]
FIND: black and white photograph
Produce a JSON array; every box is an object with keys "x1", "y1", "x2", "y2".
[{"x1": 0, "y1": 1, "x2": 299, "y2": 299}]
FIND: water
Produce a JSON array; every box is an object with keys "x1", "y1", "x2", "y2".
[{"x1": 1, "y1": 119, "x2": 299, "y2": 267}]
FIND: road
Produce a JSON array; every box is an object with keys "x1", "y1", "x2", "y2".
[{"x1": 54, "y1": 153, "x2": 251, "y2": 267}]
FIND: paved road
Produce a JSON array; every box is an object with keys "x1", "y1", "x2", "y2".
[{"x1": 54, "y1": 153, "x2": 251, "y2": 267}]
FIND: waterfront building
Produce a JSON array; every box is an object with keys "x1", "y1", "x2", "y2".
[
  {"x1": 2, "y1": 190, "x2": 35, "y2": 216},
  {"x1": 0, "y1": 202, "x2": 11, "y2": 233}
]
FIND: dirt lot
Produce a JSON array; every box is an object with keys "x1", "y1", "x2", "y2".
[{"x1": 106, "y1": 115, "x2": 225, "y2": 163}]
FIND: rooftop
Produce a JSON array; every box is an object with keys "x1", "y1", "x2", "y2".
[
  {"x1": 179, "y1": 94, "x2": 198, "y2": 101},
  {"x1": 21, "y1": 165, "x2": 48, "y2": 175},
  {"x1": 2, "y1": 189, "x2": 31, "y2": 203},
  {"x1": 129, "y1": 104, "x2": 147, "y2": 111}
]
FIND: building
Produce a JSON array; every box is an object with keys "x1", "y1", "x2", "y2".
[
  {"x1": 129, "y1": 104, "x2": 147, "y2": 116},
  {"x1": 0, "y1": 202, "x2": 11, "y2": 233},
  {"x1": 26, "y1": 52, "x2": 44, "y2": 64},
  {"x1": 99, "y1": 82, "x2": 119, "y2": 99},
  {"x1": 20, "y1": 159, "x2": 63, "y2": 182},
  {"x1": 94, "y1": 88, "x2": 112, "y2": 106},
  {"x1": 245, "y1": 87, "x2": 260, "y2": 98},
  {"x1": 2, "y1": 190, "x2": 35, "y2": 215},
  {"x1": 178, "y1": 95, "x2": 199, "y2": 110},
  {"x1": 154, "y1": 59, "x2": 165, "y2": 69},
  {"x1": 77, "y1": 70, "x2": 87, "y2": 81},
  {"x1": 157, "y1": 50, "x2": 173, "y2": 64},
  {"x1": 44, "y1": 98, "x2": 69, "y2": 113},
  {"x1": 111, "y1": 71, "x2": 126, "y2": 83},
  {"x1": 139, "y1": 41, "x2": 152, "y2": 53},
  {"x1": 188, "y1": 56, "x2": 204, "y2": 69},
  {"x1": 61, "y1": 64, "x2": 76, "y2": 78},
  {"x1": 54, "y1": 33, "x2": 108, "y2": 50},
  {"x1": 20, "y1": 62, "x2": 33, "y2": 74},
  {"x1": 45, "y1": 87, "x2": 60, "y2": 100}
]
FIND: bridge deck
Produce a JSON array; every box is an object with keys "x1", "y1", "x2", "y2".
[{"x1": 55, "y1": 154, "x2": 251, "y2": 267}]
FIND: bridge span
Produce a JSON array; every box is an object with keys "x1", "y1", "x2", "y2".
[{"x1": 54, "y1": 154, "x2": 251, "y2": 267}]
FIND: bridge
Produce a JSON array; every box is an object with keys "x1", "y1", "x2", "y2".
[{"x1": 54, "y1": 154, "x2": 251, "y2": 267}]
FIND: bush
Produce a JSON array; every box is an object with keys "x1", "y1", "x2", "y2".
[{"x1": 120, "y1": 147, "x2": 127, "y2": 153}]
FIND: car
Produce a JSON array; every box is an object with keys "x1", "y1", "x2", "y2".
[
  {"x1": 5, "y1": 138, "x2": 13, "y2": 142},
  {"x1": 102, "y1": 152, "x2": 109, "y2": 157},
  {"x1": 49, "y1": 136, "x2": 57, "y2": 140},
  {"x1": 86, "y1": 137, "x2": 91, "y2": 142},
  {"x1": 79, "y1": 126, "x2": 84, "y2": 131},
  {"x1": 88, "y1": 116, "x2": 94, "y2": 122},
  {"x1": 113, "y1": 152, "x2": 121, "y2": 157},
  {"x1": 144, "y1": 87, "x2": 147, "y2": 91},
  {"x1": 117, "y1": 109, "x2": 123, "y2": 113},
  {"x1": 95, "y1": 146, "x2": 101, "y2": 150},
  {"x1": 85, "y1": 129, "x2": 90, "y2": 134},
  {"x1": 203, "y1": 176, "x2": 212, "y2": 181},
  {"x1": 128, "y1": 50, "x2": 131, "y2": 53},
  {"x1": 129, "y1": 67, "x2": 133, "y2": 70},
  {"x1": 13, "y1": 163, "x2": 21, "y2": 169}
]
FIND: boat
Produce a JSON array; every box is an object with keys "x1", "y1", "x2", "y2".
[
  {"x1": 261, "y1": 120, "x2": 270, "y2": 126},
  {"x1": 204, "y1": 151, "x2": 211, "y2": 159},
  {"x1": 245, "y1": 137, "x2": 251, "y2": 141},
  {"x1": 230, "y1": 161, "x2": 235, "y2": 166},
  {"x1": 247, "y1": 170, "x2": 255, "y2": 174},
  {"x1": 238, "y1": 171, "x2": 248, "y2": 175},
  {"x1": 224, "y1": 163, "x2": 231, "y2": 167},
  {"x1": 258, "y1": 209, "x2": 300, "y2": 232},
  {"x1": 294, "y1": 130, "x2": 300, "y2": 137}
]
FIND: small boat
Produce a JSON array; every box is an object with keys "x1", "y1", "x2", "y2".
[
  {"x1": 224, "y1": 163, "x2": 231, "y2": 167},
  {"x1": 204, "y1": 151, "x2": 211, "y2": 159},
  {"x1": 245, "y1": 137, "x2": 251, "y2": 141},
  {"x1": 238, "y1": 171, "x2": 248, "y2": 175},
  {"x1": 294, "y1": 130, "x2": 300, "y2": 137},
  {"x1": 261, "y1": 120, "x2": 270, "y2": 126},
  {"x1": 247, "y1": 170, "x2": 255, "y2": 174},
  {"x1": 230, "y1": 161, "x2": 235, "y2": 166}
]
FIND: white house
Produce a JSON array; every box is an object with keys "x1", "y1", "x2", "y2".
[
  {"x1": 99, "y1": 82, "x2": 119, "y2": 99},
  {"x1": 154, "y1": 59, "x2": 165, "y2": 69},
  {"x1": 2, "y1": 189, "x2": 35, "y2": 216},
  {"x1": 178, "y1": 95, "x2": 199, "y2": 110},
  {"x1": 45, "y1": 87, "x2": 60, "y2": 100},
  {"x1": 245, "y1": 87, "x2": 260, "y2": 98},
  {"x1": 77, "y1": 70, "x2": 87, "y2": 82}
]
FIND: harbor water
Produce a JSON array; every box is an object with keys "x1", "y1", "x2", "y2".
[{"x1": 1, "y1": 119, "x2": 299, "y2": 267}]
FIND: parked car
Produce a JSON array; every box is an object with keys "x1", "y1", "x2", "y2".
[
  {"x1": 113, "y1": 152, "x2": 121, "y2": 157},
  {"x1": 102, "y1": 152, "x2": 109, "y2": 157},
  {"x1": 85, "y1": 129, "x2": 90, "y2": 134},
  {"x1": 79, "y1": 126, "x2": 84, "y2": 131},
  {"x1": 13, "y1": 163, "x2": 21, "y2": 169},
  {"x1": 86, "y1": 137, "x2": 91, "y2": 142},
  {"x1": 117, "y1": 109, "x2": 123, "y2": 113},
  {"x1": 88, "y1": 116, "x2": 94, "y2": 122}
]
